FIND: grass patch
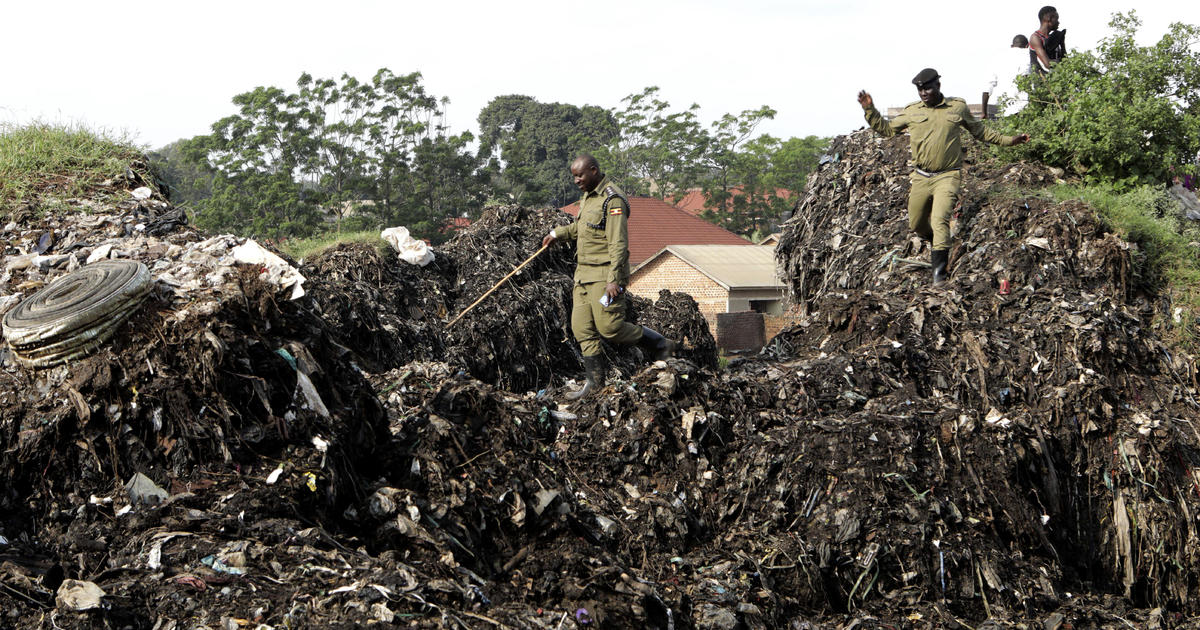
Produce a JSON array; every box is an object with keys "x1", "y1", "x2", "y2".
[
  {"x1": 1052, "y1": 183, "x2": 1200, "y2": 344},
  {"x1": 0, "y1": 122, "x2": 142, "y2": 209},
  {"x1": 278, "y1": 230, "x2": 386, "y2": 261}
]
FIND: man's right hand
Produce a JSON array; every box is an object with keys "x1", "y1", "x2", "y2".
[{"x1": 857, "y1": 91, "x2": 873, "y2": 109}]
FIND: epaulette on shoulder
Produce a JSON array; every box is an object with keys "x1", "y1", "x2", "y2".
[
  {"x1": 946, "y1": 96, "x2": 967, "y2": 104},
  {"x1": 904, "y1": 100, "x2": 923, "y2": 109}
]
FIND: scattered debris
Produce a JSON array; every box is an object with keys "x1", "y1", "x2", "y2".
[{"x1": 2, "y1": 138, "x2": 1199, "y2": 628}]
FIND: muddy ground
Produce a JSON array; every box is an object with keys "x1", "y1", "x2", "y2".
[{"x1": 1, "y1": 131, "x2": 1199, "y2": 629}]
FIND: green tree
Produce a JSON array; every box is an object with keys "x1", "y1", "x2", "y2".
[
  {"x1": 999, "y1": 12, "x2": 1200, "y2": 188},
  {"x1": 477, "y1": 95, "x2": 617, "y2": 207},
  {"x1": 768, "y1": 135, "x2": 829, "y2": 196},
  {"x1": 147, "y1": 139, "x2": 213, "y2": 207},
  {"x1": 694, "y1": 133, "x2": 829, "y2": 238},
  {"x1": 698, "y1": 106, "x2": 776, "y2": 219},
  {"x1": 185, "y1": 69, "x2": 486, "y2": 240},
  {"x1": 597, "y1": 87, "x2": 709, "y2": 198}
]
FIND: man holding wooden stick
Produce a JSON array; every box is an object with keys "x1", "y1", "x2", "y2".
[{"x1": 543, "y1": 154, "x2": 674, "y2": 399}]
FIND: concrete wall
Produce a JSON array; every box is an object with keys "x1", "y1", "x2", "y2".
[
  {"x1": 727, "y1": 288, "x2": 785, "y2": 315},
  {"x1": 629, "y1": 254, "x2": 728, "y2": 333}
]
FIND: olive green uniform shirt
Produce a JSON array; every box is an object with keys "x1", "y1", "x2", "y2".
[
  {"x1": 552, "y1": 177, "x2": 630, "y2": 285},
  {"x1": 863, "y1": 97, "x2": 1019, "y2": 172}
]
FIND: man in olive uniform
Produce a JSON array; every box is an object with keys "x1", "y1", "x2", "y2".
[
  {"x1": 857, "y1": 69, "x2": 1030, "y2": 284},
  {"x1": 542, "y1": 154, "x2": 674, "y2": 399}
]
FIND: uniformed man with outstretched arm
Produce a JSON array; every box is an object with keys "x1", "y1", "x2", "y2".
[
  {"x1": 857, "y1": 69, "x2": 1030, "y2": 284},
  {"x1": 542, "y1": 154, "x2": 674, "y2": 399}
]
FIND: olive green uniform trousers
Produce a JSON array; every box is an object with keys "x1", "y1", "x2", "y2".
[
  {"x1": 571, "y1": 281, "x2": 643, "y2": 357},
  {"x1": 908, "y1": 170, "x2": 961, "y2": 252}
]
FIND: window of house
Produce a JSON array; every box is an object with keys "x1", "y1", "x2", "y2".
[{"x1": 749, "y1": 299, "x2": 782, "y2": 315}]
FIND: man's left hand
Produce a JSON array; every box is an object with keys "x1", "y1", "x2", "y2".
[
  {"x1": 1013, "y1": 133, "x2": 1031, "y2": 145},
  {"x1": 604, "y1": 283, "x2": 623, "y2": 301}
]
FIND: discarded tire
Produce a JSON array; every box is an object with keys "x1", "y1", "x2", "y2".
[{"x1": 2, "y1": 259, "x2": 152, "y2": 367}]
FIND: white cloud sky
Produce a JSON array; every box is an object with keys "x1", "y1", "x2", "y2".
[{"x1": 0, "y1": 1, "x2": 1184, "y2": 150}]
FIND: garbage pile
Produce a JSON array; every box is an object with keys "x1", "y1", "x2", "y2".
[
  {"x1": 764, "y1": 129, "x2": 1200, "y2": 623},
  {"x1": 305, "y1": 203, "x2": 718, "y2": 392},
  {"x1": 2, "y1": 131, "x2": 1200, "y2": 629}
]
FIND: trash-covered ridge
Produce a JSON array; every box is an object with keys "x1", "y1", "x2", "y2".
[{"x1": 2, "y1": 134, "x2": 1199, "y2": 629}]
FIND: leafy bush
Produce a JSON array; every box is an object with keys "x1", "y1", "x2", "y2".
[{"x1": 999, "y1": 12, "x2": 1200, "y2": 189}]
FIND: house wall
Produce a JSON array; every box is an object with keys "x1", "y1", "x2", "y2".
[
  {"x1": 727, "y1": 288, "x2": 786, "y2": 315},
  {"x1": 629, "y1": 254, "x2": 728, "y2": 332}
]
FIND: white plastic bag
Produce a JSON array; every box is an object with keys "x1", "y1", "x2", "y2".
[
  {"x1": 381, "y1": 226, "x2": 435, "y2": 266},
  {"x1": 232, "y1": 239, "x2": 307, "y2": 300}
]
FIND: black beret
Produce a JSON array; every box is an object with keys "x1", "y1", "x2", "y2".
[{"x1": 912, "y1": 68, "x2": 941, "y2": 87}]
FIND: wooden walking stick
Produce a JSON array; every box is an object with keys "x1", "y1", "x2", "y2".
[{"x1": 446, "y1": 243, "x2": 550, "y2": 328}]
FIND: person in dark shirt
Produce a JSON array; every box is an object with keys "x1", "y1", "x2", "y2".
[{"x1": 1030, "y1": 6, "x2": 1066, "y2": 74}]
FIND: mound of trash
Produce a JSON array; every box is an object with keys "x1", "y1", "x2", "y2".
[
  {"x1": 2, "y1": 130, "x2": 1199, "y2": 630},
  {"x1": 305, "y1": 203, "x2": 718, "y2": 392}
]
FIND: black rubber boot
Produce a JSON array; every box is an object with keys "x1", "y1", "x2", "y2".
[
  {"x1": 566, "y1": 355, "x2": 605, "y2": 400},
  {"x1": 931, "y1": 249, "x2": 949, "y2": 285},
  {"x1": 637, "y1": 326, "x2": 676, "y2": 361}
]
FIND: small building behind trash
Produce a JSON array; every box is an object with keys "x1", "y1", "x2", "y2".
[
  {"x1": 756, "y1": 233, "x2": 782, "y2": 248},
  {"x1": 629, "y1": 244, "x2": 787, "y2": 352}
]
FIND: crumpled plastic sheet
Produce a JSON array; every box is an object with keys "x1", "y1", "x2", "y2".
[
  {"x1": 381, "y1": 226, "x2": 435, "y2": 266},
  {"x1": 231, "y1": 238, "x2": 307, "y2": 299}
]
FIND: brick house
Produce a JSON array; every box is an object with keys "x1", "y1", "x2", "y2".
[
  {"x1": 560, "y1": 195, "x2": 751, "y2": 266},
  {"x1": 629, "y1": 244, "x2": 786, "y2": 350}
]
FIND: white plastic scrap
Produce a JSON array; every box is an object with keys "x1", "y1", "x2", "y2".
[
  {"x1": 984, "y1": 408, "x2": 1012, "y2": 429},
  {"x1": 266, "y1": 466, "x2": 284, "y2": 485},
  {"x1": 381, "y1": 226, "x2": 435, "y2": 266},
  {"x1": 87, "y1": 243, "x2": 114, "y2": 264},
  {"x1": 56, "y1": 579, "x2": 106, "y2": 611},
  {"x1": 125, "y1": 472, "x2": 169, "y2": 506},
  {"x1": 231, "y1": 239, "x2": 307, "y2": 300},
  {"x1": 131, "y1": 187, "x2": 153, "y2": 200}
]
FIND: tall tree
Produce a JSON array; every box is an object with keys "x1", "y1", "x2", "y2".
[
  {"x1": 597, "y1": 86, "x2": 709, "y2": 198},
  {"x1": 184, "y1": 69, "x2": 485, "y2": 239},
  {"x1": 477, "y1": 95, "x2": 617, "y2": 207},
  {"x1": 147, "y1": 139, "x2": 213, "y2": 207},
  {"x1": 698, "y1": 105, "x2": 776, "y2": 215}
]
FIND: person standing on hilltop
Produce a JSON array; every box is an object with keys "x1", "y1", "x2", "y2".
[
  {"x1": 542, "y1": 154, "x2": 674, "y2": 399},
  {"x1": 1030, "y1": 5, "x2": 1066, "y2": 74},
  {"x1": 857, "y1": 69, "x2": 1030, "y2": 285}
]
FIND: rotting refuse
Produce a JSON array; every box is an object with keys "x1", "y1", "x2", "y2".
[{"x1": 1, "y1": 133, "x2": 1199, "y2": 629}]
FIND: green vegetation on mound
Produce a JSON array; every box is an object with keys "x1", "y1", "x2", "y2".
[
  {"x1": 1052, "y1": 183, "x2": 1200, "y2": 343},
  {"x1": 278, "y1": 230, "x2": 386, "y2": 261},
  {"x1": 0, "y1": 122, "x2": 142, "y2": 209}
]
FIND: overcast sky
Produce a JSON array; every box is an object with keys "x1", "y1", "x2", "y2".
[{"x1": 1, "y1": 1, "x2": 1183, "y2": 150}]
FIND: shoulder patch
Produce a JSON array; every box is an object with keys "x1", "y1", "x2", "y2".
[{"x1": 609, "y1": 205, "x2": 623, "y2": 216}]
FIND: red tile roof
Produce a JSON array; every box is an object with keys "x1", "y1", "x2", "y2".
[
  {"x1": 673, "y1": 186, "x2": 794, "y2": 216},
  {"x1": 560, "y1": 196, "x2": 752, "y2": 265},
  {"x1": 441, "y1": 216, "x2": 472, "y2": 233}
]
